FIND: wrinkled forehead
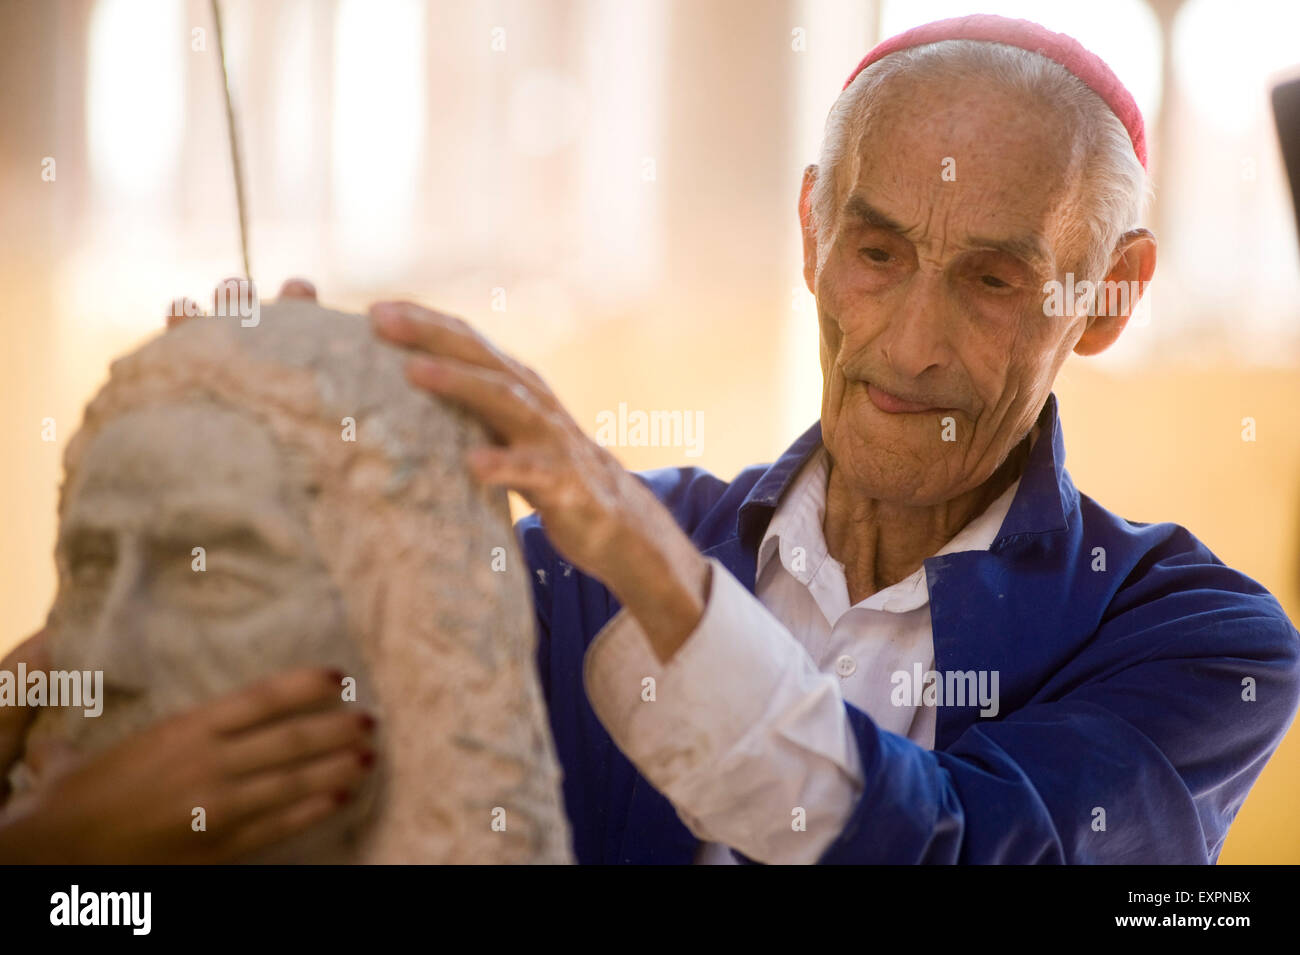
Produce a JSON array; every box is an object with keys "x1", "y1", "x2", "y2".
[{"x1": 840, "y1": 70, "x2": 1082, "y2": 246}]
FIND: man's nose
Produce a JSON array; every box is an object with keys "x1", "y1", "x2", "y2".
[
  {"x1": 77, "y1": 535, "x2": 150, "y2": 691},
  {"x1": 877, "y1": 271, "x2": 953, "y2": 379}
]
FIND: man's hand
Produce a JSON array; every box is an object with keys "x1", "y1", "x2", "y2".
[
  {"x1": 0, "y1": 666, "x2": 377, "y2": 863},
  {"x1": 165, "y1": 277, "x2": 317, "y2": 328},
  {"x1": 0, "y1": 630, "x2": 50, "y2": 803},
  {"x1": 367, "y1": 301, "x2": 637, "y2": 574},
  {"x1": 163, "y1": 278, "x2": 708, "y2": 660},
  {"x1": 368, "y1": 298, "x2": 711, "y2": 663}
]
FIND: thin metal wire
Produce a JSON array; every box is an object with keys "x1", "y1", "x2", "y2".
[{"x1": 210, "y1": 0, "x2": 252, "y2": 283}]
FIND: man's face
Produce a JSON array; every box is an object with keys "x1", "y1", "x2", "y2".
[
  {"x1": 807, "y1": 75, "x2": 1090, "y2": 504},
  {"x1": 42, "y1": 401, "x2": 360, "y2": 751}
]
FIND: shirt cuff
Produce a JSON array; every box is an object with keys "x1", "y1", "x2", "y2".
[{"x1": 583, "y1": 557, "x2": 864, "y2": 863}]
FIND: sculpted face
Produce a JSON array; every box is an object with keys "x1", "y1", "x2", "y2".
[
  {"x1": 808, "y1": 73, "x2": 1089, "y2": 504},
  {"x1": 19, "y1": 301, "x2": 573, "y2": 863},
  {"x1": 48, "y1": 401, "x2": 361, "y2": 751}
]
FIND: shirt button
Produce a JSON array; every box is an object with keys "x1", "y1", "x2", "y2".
[{"x1": 834, "y1": 655, "x2": 856, "y2": 678}]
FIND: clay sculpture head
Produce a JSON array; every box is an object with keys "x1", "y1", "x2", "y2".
[{"x1": 21, "y1": 299, "x2": 571, "y2": 863}]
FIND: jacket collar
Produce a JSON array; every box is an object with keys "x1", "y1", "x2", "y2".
[{"x1": 736, "y1": 391, "x2": 1077, "y2": 554}]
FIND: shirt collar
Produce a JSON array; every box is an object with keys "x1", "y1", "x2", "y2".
[
  {"x1": 736, "y1": 391, "x2": 1076, "y2": 554},
  {"x1": 756, "y1": 445, "x2": 830, "y2": 576},
  {"x1": 756, "y1": 432, "x2": 1028, "y2": 615}
]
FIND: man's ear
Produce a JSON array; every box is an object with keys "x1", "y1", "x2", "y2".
[
  {"x1": 799, "y1": 164, "x2": 820, "y2": 295},
  {"x1": 1074, "y1": 228, "x2": 1157, "y2": 356}
]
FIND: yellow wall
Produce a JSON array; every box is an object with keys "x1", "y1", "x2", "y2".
[{"x1": 1051, "y1": 364, "x2": 1300, "y2": 864}]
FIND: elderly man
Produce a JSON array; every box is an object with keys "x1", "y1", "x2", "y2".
[
  {"x1": 360, "y1": 15, "x2": 1300, "y2": 864},
  {"x1": 4, "y1": 15, "x2": 1294, "y2": 865}
]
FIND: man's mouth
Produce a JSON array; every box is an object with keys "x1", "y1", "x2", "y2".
[{"x1": 862, "y1": 381, "x2": 946, "y2": 414}]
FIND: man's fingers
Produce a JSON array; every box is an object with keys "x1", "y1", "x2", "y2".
[
  {"x1": 165, "y1": 298, "x2": 202, "y2": 328},
  {"x1": 277, "y1": 278, "x2": 317, "y2": 302},
  {"x1": 370, "y1": 301, "x2": 560, "y2": 406},
  {"x1": 212, "y1": 276, "x2": 251, "y2": 315},
  {"x1": 466, "y1": 444, "x2": 560, "y2": 494},
  {"x1": 165, "y1": 273, "x2": 271, "y2": 329},
  {"x1": 405, "y1": 356, "x2": 548, "y2": 441},
  {"x1": 206, "y1": 667, "x2": 348, "y2": 735},
  {"x1": 219, "y1": 707, "x2": 377, "y2": 777},
  {"x1": 221, "y1": 746, "x2": 374, "y2": 824},
  {"x1": 215, "y1": 791, "x2": 346, "y2": 862},
  {"x1": 369, "y1": 302, "x2": 512, "y2": 373}
]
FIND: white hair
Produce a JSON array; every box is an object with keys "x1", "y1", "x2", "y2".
[{"x1": 810, "y1": 39, "x2": 1152, "y2": 284}]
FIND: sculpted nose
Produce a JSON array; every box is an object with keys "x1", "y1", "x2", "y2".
[{"x1": 78, "y1": 535, "x2": 149, "y2": 691}]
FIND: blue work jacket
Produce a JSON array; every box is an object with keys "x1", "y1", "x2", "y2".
[{"x1": 515, "y1": 392, "x2": 1300, "y2": 864}]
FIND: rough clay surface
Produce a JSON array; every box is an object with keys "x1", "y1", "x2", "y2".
[{"x1": 29, "y1": 301, "x2": 572, "y2": 863}]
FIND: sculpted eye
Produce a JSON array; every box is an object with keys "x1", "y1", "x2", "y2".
[
  {"x1": 188, "y1": 570, "x2": 268, "y2": 605},
  {"x1": 70, "y1": 554, "x2": 114, "y2": 588},
  {"x1": 67, "y1": 537, "x2": 116, "y2": 588},
  {"x1": 164, "y1": 565, "x2": 274, "y2": 616},
  {"x1": 60, "y1": 537, "x2": 117, "y2": 617}
]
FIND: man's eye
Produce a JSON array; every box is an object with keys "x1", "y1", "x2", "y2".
[
  {"x1": 861, "y1": 248, "x2": 892, "y2": 264},
  {"x1": 980, "y1": 274, "x2": 1011, "y2": 289}
]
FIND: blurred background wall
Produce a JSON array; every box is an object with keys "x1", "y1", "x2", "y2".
[{"x1": 1, "y1": 0, "x2": 1297, "y2": 861}]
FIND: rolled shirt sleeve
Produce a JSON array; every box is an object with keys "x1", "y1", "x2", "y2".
[{"x1": 583, "y1": 557, "x2": 864, "y2": 863}]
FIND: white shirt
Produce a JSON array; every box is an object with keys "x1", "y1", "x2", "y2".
[{"x1": 583, "y1": 427, "x2": 1035, "y2": 864}]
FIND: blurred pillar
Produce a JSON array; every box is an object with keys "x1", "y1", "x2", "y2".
[
  {"x1": 0, "y1": 2, "x2": 87, "y2": 645},
  {"x1": 650, "y1": 0, "x2": 799, "y2": 451}
]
